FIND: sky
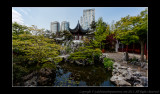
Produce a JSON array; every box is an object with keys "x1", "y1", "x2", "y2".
[{"x1": 12, "y1": 7, "x2": 147, "y2": 30}]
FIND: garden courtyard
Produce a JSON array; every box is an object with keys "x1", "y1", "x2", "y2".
[{"x1": 12, "y1": 8, "x2": 148, "y2": 87}]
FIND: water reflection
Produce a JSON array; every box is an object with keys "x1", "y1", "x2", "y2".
[{"x1": 54, "y1": 62, "x2": 115, "y2": 86}]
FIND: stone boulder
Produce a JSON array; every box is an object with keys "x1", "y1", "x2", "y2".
[
  {"x1": 123, "y1": 52, "x2": 129, "y2": 61},
  {"x1": 110, "y1": 61, "x2": 147, "y2": 87},
  {"x1": 75, "y1": 60, "x2": 83, "y2": 65},
  {"x1": 110, "y1": 76, "x2": 131, "y2": 86},
  {"x1": 132, "y1": 71, "x2": 142, "y2": 78},
  {"x1": 139, "y1": 76, "x2": 148, "y2": 86},
  {"x1": 113, "y1": 62, "x2": 121, "y2": 68},
  {"x1": 24, "y1": 76, "x2": 37, "y2": 86},
  {"x1": 37, "y1": 68, "x2": 56, "y2": 86}
]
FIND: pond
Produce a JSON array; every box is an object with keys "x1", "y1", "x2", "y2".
[{"x1": 53, "y1": 62, "x2": 115, "y2": 86}]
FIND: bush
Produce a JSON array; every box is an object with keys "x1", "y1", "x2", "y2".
[
  {"x1": 13, "y1": 64, "x2": 29, "y2": 85},
  {"x1": 68, "y1": 46, "x2": 102, "y2": 64},
  {"x1": 41, "y1": 62, "x2": 56, "y2": 70},
  {"x1": 103, "y1": 57, "x2": 113, "y2": 70}
]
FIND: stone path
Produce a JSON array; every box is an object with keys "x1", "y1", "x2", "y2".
[{"x1": 103, "y1": 52, "x2": 148, "y2": 77}]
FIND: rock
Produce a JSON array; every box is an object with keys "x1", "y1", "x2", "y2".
[
  {"x1": 135, "y1": 84, "x2": 144, "y2": 87},
  {"x1": 123, "y1": 52, "x2": 129, "y2": 61},
  {"x1": 24, "y1": 76, "x2": 37, "y2": 86},
  {"x1": 110, "y1": 76, "x2": 131, "y2": 86},
  {"x1": 143, "y1": 65, "x2": 148, "y2": 70},
  {"x1": 39, "y1": 68, "x2": 53, "y2": 77},
  {"x1": 22, "y1": 71, "x2": 38, "y2": 81},
  {"x1": 70, "y1": 60, "x2": 74, "y2": 63},
  {"x1": 117, "y1": 80, "x2": 131, "y2": 86},
  {"x1": 118, "y1": 69, "x2": 124, "y2": 74},
  {"x1": 113, "y1": 62, "x2": 121, "y2": 68},
  {"x1": 122, "y1": 70, "x2": 128, "y2": 77},
  {"x1": 141, "y1": 62, "x2": 146, "y2": 68},
  {"x1": 122, "y1": 61, "x2": 128, "y2": 64},
  {"x1": 75, "y1": 60, "x2": 83, "y2": 65},
  {"x1": 139, "y1": 76, "x2": 148, "y2": 86},
  {"x1": 124, "y1": 74, "x2": 132, "y2": 80},
  {"x1": 119, "y1": 66, "x2": 128, "y2": 69},
  {"x1": 37, "y1": 76, "x2": 49, "y2": 85},
  {"x1": 141, "y1": 63, "x2": 148, "y2": 70},
  {"x1": 133, "y1": 71, "x2": 142, "y2": 78},
  {"x1": 110, "y1": 76, "x2": 118, "y2": 82}
]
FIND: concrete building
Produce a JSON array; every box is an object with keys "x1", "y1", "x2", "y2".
[
  {"x1": 50, "y1": 21, "x2": 60, "y2": 33},
  {"x1": 80, "y1": 9, "x2": 95, "y2": 30},
  {"x1": 61, "y1": 21, "x2": 69, "y2": 31}
]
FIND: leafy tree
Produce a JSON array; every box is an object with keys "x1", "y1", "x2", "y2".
[
  {"x1": 114, "y1": 15, "x2": 139, "y2": 47},
  {"x1": 12, "y1": 22, "x2": 31, "y2": 36},
  {"x1": 132, "y1": 9, "x2": 148, "y2": 61},
  {"x1": 90, "y1": 21, "x2": 97, "y2": 31},
  {"x1": 29, "y1": 25, "x2": 45, "y2": 36},
  {"x1": 13, "y1": 33, "x2": 62, "y2": 69},
  {"x1": 12, "y1": 23, "x2": 63, "y2": 85},
  {"x1": 114, "y1": 9, "x2": 148, "y2": 61},
  {"x1": 92, "y1": 17, "x2": 107, "y2": 49},
  {"x1": 62, "y1": 30, "x2": 73, "y2": 40}
]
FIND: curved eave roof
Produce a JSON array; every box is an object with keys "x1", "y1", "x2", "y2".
[{"x1": 69, "y1": 21, "x2": 89, "y2": 34}]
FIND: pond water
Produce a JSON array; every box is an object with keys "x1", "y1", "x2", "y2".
[{"x1": 53, "y1": 62, "x2": 115, "y2": 86}]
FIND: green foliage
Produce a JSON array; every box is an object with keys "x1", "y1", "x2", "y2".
[
  {"x1": 13, "y1": 64, "x2": 29, "y2": 83},
  {"x1": 12, "y1": 22, "x2": 31, "y2": 36},
  {"x1": 92, "y1": 17, "x2": 107, "y2": 48},
  {"x1": 12, "y1": 23, "x2": 63, "y2": 84},
  {"x1": 13, "y1": 33, "x2": 62, "y2": 66},
  {"x1": 68, "y1": 46, "x2": 102, "y2": 64},
  {"x1": 103, "y1": 57, "x2": 113, "y2": 70},
  {"x1": 41, "y1": 62, "x2": 56, "y2": 70},
  {"x1": 62, "y1": 30, "x2": 73, "y2": 40},
  {"x1": 90, "y1": 21, "x2": 97, "y2": 31},
  {"x1": 114, "y1": 8, "x2": 148, "y2": 45},
  {"x1": 114, "y1": 8, "x2": 147, "y2": 61}
]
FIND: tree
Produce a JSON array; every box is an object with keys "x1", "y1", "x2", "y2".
[
  {"x1": 62, "y1": 30, "x2": 73, "y2": 40},
  {"x1": 90, "y1": 21, "x2": 97, "y2": 31},
  {"x1": 13, "y1": 33, "x2": 62, "y2": 69},
  {"x1": 12, "y1": 22, "x2": 31, "y2": 36},
  {"x1": 29, "y1": 25, "x2": 45, "y2": 36},
  {"x1": 114, "y1": 9, "x2": 148, "y2": 61},
  {"x1": 92, "y1": 17, "x2": 107, "y2": 49},
  {"x1": 12, "y1": 23, "x2": 63, "y2": 81},
  {"x1": 44, "y1": 30, "x2": 52, "y2": 38},
  {"x1": 132, "y1": 9, "x2": 148, "y2": 61}
]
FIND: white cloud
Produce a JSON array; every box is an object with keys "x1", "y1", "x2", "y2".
[
  {"x1": 19, "y1": 8, "x2": 28, "y2": 15},
  {"x1": 12, "y1": 9, "x2": 24, "y2": 25}
]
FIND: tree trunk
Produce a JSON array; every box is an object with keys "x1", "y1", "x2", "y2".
[{"x1": 140, "y1": 41, "x2": 145, "y2": 62}]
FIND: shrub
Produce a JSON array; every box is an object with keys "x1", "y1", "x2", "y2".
[
  {"x1": 13, "y1": 64, "x2": 29, "y2": 85},
  {"x1": 68, "y1": 46, "x2": 102, "y2": 64},
  {"x1": 41, "y1": 62, "x2": 56, "y2": 70},
  {"x1": 103, "y1": 57, "x2": 113, "y2": 70}
]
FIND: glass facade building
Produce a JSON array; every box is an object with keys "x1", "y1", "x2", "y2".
[
  {"x1": 50, "y1": 21, "x2": 60, "y2": 33},
  {"x1": 61, "y1": 21, "x2": 69, "y2": 31},
  {"x1": 80, "y1": 9, "x2": 95, "y2": 30}
]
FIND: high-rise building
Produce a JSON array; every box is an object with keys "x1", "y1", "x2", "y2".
[
  {"x1": 80, "y1": 9, "x2": 95, "y2": 30},
  {"x1": 50, "y1": 21, "x2": 60, "y2": 33},
  {"x1": 61, "y1": 21, "x2": 69, "y2": 31}
]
